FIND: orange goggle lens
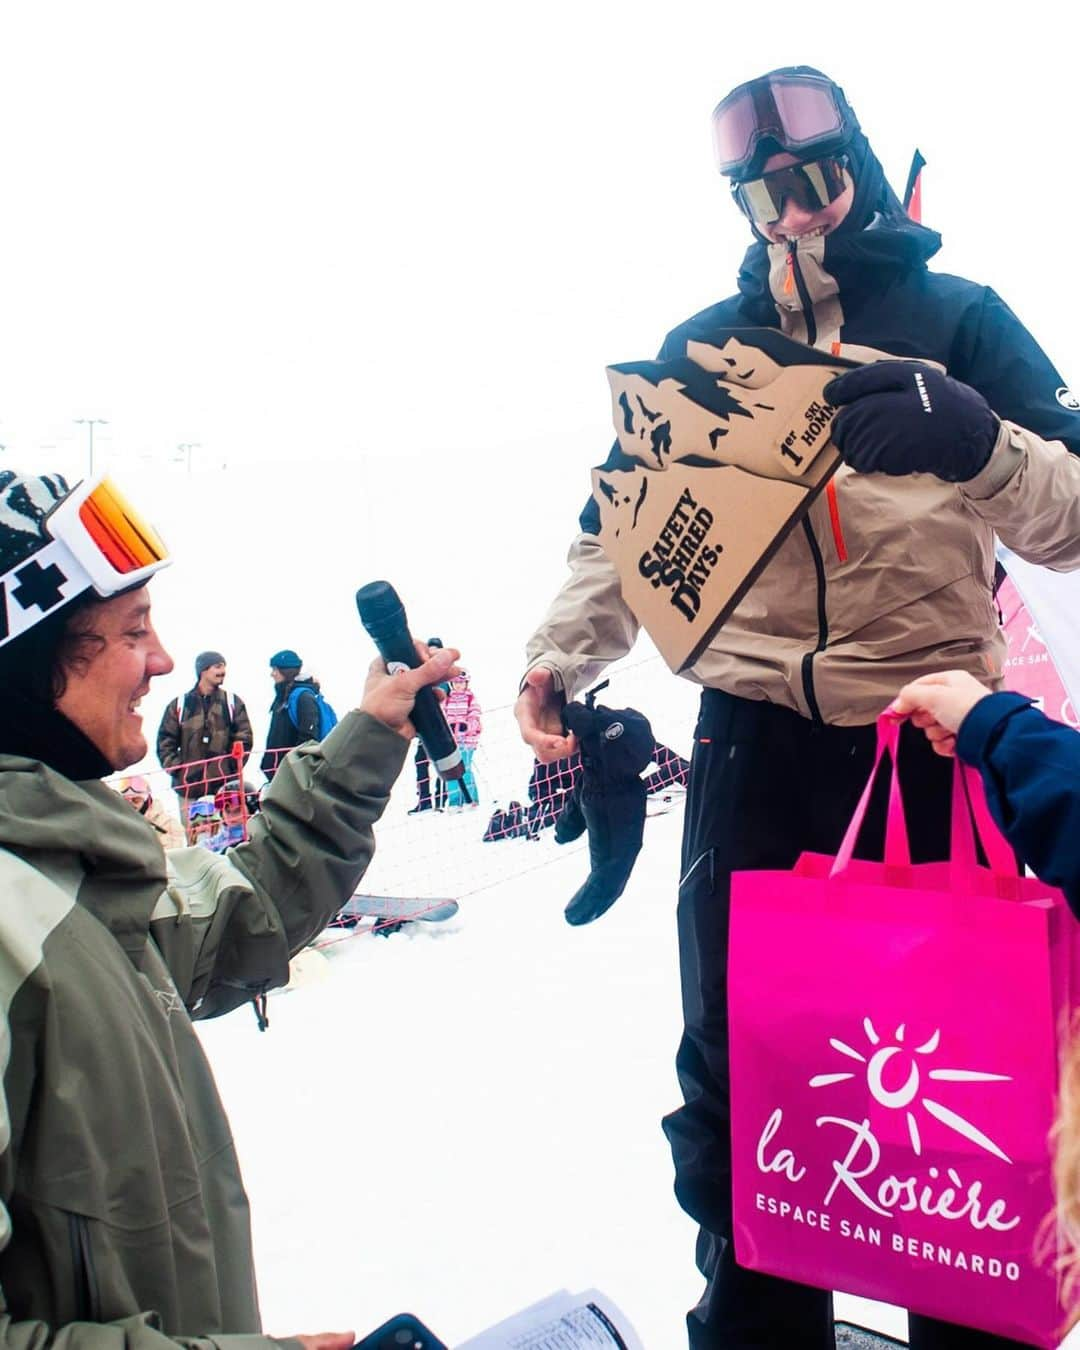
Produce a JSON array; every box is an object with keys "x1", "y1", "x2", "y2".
[{"x1": 78, "y1": 477, "x2": 169, "y2": 574}]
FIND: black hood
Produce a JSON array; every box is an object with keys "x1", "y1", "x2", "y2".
[
  {"x1": 726, "y1": 66, "x2": 904, "y2": 233},
  {"x1": 841, "y1": 126, "x2": 906, "y2": 232},
  {"x1": 724, "y1": 65, "x2": 941, "y2": 321}
]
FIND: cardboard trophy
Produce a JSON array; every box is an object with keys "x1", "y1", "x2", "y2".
[{"x1": 593, "y1": 328, "x2": 857, "y2": 672}]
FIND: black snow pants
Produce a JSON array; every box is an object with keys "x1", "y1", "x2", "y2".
[
  {"x1": 414, "y1": 743, "x2": 447, "y2": 809},
  {"x1": 662, "y1": 689, "x2": 1028, "y2": 1350}
]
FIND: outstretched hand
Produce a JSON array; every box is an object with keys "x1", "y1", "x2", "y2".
[
  {"x1": 360, "y1": 642, "x2": 460, "y2": 740},
  {"x1": 514, "y1": 667, "x2": 577, "y2": 764},
  {"x1": 891, "y1": 670, "x2": 994, "y2": 757}
]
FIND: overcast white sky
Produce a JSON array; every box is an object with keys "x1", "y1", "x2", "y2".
[{"x1": 1, "y1": 0, "x2": 1078, "y2": 481}]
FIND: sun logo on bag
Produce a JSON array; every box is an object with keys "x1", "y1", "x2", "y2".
[{"x1": 809, "y1": 1017, "x2": 1012, "y2": 1162}]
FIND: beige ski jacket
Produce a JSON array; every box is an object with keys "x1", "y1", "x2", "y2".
[{"x1": 526, "y1": 227, "x2": 1080, "y2": 726}]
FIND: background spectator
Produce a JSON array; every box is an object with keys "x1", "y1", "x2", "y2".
[
  {"x1": 156, "y1": 649, "x2": 253, "y2": 836},
  {"x1": 187, "y1": 796, "x2": 230, "y2": 851},
  {"x1": 214, "y1": 780, "x2": 251, "y2": 848},
  {"x1": 261, "y1": 649, "x2": 328, "y2": 782},
  {"x1": 444, "y1": 669, "x2": 481, "y2": 807},
  {"x1": 117, "y1": 773, "x2": 186, "y2": 850},
  {"x1": 409, "y1": 637, "x2": 450, "y2": 813}
]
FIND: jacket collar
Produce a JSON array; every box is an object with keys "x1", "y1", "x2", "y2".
[
  {"x1": 0, "y1": 756, "x2": 167, "y2": 955},
  {"x1": 0, "y1": 690, "x2": 113, "y2": 780},
  {"x1": 735, "y1": 212, "x2": 943, "y2": 322}
]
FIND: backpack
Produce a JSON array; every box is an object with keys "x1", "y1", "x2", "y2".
[
  {"x1": 286, "y1": 684, "x2": 338, "y2": 739},
  {"x1": 176, "y1": 690, "x2": 238, "y2": 725}
]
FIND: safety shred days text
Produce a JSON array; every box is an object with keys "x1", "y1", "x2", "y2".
[{"x1": 637, "y1": 488, "x2": 720, "y2": 622}]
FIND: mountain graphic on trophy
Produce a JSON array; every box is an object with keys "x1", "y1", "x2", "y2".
[{"x1": 593, "y1": 328, "x2": 857, "y2": 673}]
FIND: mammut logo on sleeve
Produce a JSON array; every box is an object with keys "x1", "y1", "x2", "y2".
[
  {"x1": 914, "y1": 372, "x2": 933, "y2": 413},
  {"x1": 1056, "y1": 386, "x2": 1080, "y2": 411}
]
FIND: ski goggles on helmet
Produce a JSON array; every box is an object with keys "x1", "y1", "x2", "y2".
[
  {"x1": 732, "y1": 156, "x2": 851, "y2": 226},
  {"x1": 711, "y1": 71, "x2": 852, "y2": 180},
  {"x1": 188, "y1": 799, "x2": 222, "y2": 822},
  {"x1": 0, "y1": 473, "x2": 171, "y2": 650}
]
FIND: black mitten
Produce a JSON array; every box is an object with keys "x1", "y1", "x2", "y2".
[
  {"x1": 825, "y1": 361, "x2": 999, "y2": 482},
  {"x1": 560, "y1": 685, "x2": 655, "y2": 926}
]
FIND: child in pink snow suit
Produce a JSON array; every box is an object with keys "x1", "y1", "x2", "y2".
[{"x1": 444, "y1": 670, "x2": 481, "y2": 806}]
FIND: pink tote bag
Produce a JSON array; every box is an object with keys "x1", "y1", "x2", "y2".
[{"x1": 728, "y1": 712, "x2": 1073, "y2": 1346}]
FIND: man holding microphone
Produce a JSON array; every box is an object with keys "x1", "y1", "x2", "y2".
[{"x1": 0, "y1": 467, "x2": 458, "y2": 1350}]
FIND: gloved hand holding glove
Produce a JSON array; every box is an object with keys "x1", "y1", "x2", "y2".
[
  {"x1": 824, "y1": 360, "x2": 999, "y2": 482},
  {"x1": 555, "y1": 683, "x2": 655, "y2": 927}
]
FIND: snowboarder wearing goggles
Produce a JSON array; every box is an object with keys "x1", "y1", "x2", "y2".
[
  {"x1": 516, "y1": 67, "x2": 1080, "y2": 1348},
  {"x1": 0, "y1": 469, "x2": 461, "y2": 1350}
]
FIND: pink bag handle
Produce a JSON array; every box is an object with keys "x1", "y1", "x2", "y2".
[
  {"x1": 950, "y1": 760, "x2": 1019, "y2": 877},
  {"x1": 830, "y1": 711, "x2": 910, "y2": 877}
]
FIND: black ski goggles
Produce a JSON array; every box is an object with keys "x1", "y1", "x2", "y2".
[
  {"x1": 732, "y1": 156, "x2": 851, "y2": 226},
  {"x1": 712, "y1": 72, "x2": 851, "y2": 179}
]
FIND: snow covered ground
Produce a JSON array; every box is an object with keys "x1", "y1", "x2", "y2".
[{"x1": 196, "y1": 803, "x2": 906, "y2": 1347}]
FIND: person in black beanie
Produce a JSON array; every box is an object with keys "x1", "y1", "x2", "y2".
[
  {"x1": 0, "y1": 467, "x2": 460, "y2": 1350},
  {"x1": 516, "y1": 67, "x2": 1080, "y2": 1350},
  {"x1": 156, "y1": 646, "x2": 253, "y2": 833}
]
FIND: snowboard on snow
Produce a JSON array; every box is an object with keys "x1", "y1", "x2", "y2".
[{"x1": 333, "y1": 892, "x2": 460, "y2": 935}]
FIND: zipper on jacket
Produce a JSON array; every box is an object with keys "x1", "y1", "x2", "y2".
[
  {"x1": 787, "y1": 240, "x2": 817, "y2": 347},
  {"x1": 800, "y1": 516, "x2": 828, "y2": 726},
  {"x1": 68, "y1": 1212, "x2": 101, "y2": 1322}
]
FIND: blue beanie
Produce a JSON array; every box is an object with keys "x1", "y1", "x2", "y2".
[{"x1": 269, "y1": 649, "x2": 302, "y2": 671}]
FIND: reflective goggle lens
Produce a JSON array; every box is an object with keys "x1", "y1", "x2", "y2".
[
  {"x1": 712, "y1": 75, "x2": 845, "y2": 176},
  {"x1": 78, "y1": 477, "x2": 169, "y2": 574},
  {"x1": 0, "y1": 472, "x2": 172, "y2": 651},
  {"x1": 734, "y1": 157, "x2": 849, "y2": 225},
  {"x1": 711, "y1": 88, "x2": 760, "y2": 173},
  {"x1": 770, "y1": 80, "x2": 844, "y2": 148}
]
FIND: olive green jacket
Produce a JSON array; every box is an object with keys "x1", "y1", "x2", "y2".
[{"x1": 0, "y1": 711, "x2": 407, "y2": 1350}]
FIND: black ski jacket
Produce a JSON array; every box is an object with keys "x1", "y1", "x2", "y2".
[
  {"x1": 524, "y1": 197, "x2": 1080, "y2": 726},
  {"x1": 584, "y1": 213, "x2": 1080, "y2": 535}
]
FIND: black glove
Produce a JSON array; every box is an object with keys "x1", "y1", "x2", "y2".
[
  {"x1": 824, "y1": 361, "x2": 999, "y2": 482},
  {"x1": 558, "y1": 684, "x2": 655, "y2": 926}
]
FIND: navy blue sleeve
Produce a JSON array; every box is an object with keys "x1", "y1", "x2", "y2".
[
  {"x1": 949, "y1": 287, "x2": 1080, "y2": 455},
  {"x1": 956, "y1": 690, "x2": 1080, "y2": 917}
]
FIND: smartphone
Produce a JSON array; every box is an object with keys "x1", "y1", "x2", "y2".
[{"x1": 351, "y1": 1312, "x2": 449, "y2": 1350}]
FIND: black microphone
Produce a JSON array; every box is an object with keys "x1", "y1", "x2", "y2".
[{"x1": 356, "y1": 581, "x2": 464, "y2": 783}]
